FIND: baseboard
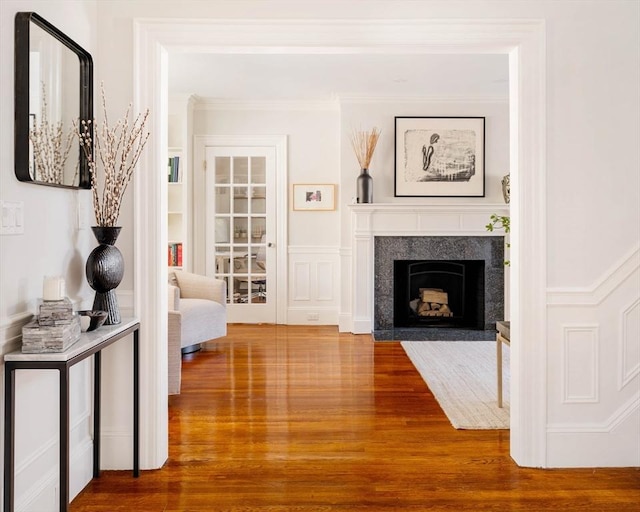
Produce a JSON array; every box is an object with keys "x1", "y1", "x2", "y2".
[
  {"x1": 337, "y1": 313, "x2": 351, "y2": 333},
  {"x1": 100, "y1": 429, "x2": 134, "y2": 470},
  {"x1": 286, "y1": 307, "x2": 338, "y2": 325},
  {"x1": 546, "y1": 402, "x2": 640, "y2": 467}
]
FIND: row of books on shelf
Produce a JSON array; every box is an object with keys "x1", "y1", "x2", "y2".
[
  {"x1": 167, "y1": 156, "x2": 181, "y2": 183},
  {"x1": 168, "y1": 242, "x2": 183, "y2": 267}
]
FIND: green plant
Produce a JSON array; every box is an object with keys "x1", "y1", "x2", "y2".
[{"x1": 486, "y1": 214, "x2": 510, "y2": 265}]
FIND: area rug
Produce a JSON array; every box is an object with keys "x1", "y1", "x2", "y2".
[{"x1": 401, "y1": 341, "x2": 510, "y2": 429}]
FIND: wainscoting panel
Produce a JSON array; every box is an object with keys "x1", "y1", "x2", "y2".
[
  {"x1": 292, "y1": 262, "x2": 311, "y2": 301},
  {"x1": 288, "y1": 246, "x2": 340, "y2": 325},
  {"x1": 620, "y1": 298, "x2": 640, "y2": 389},
  {"x1": 562, "y1": 325, "x2": 599, "y2": 404},
  {"x1": 547, "y1": 249, "x2": 640, "y2": 467},
  {"x1": 317, "y1": 262, "x2": 334, "y2": 301}
]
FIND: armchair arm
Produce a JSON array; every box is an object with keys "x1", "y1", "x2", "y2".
[
  {"x1": 168, "y1": 284, "x2": 180, "y2": 311},
  {"x1": 173, "y1": 270, "x2": 227, "y2": 306},
  {"x1": 167, "y1": 310, "x2": 182, "y2": 395}
]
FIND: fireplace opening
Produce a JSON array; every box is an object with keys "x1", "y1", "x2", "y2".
[{"x1": 393, "y1": 260, "x2": 485, "y2": 329}]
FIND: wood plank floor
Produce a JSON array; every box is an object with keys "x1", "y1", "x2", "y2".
[{"x1": 71, "y1": 325, "x2": 639, "y2": 511}]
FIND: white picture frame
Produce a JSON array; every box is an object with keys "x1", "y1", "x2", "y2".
[{"x1": 395, "y1": 116, "x2": 485, "y2": 197}]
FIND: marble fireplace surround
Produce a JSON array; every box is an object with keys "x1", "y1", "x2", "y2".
[
  {"x1": 346, "y1": 204, "x2": 509, "y2": 340},
  {"x1": 374, "y1": 235, "x2": 504, "y2": 340}
]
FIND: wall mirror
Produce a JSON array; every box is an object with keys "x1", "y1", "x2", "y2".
[{"x1": 15, "y1": 12, "x2": 93, "y2": 189}]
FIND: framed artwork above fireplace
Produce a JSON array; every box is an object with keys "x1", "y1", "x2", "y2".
[{"x1": 394, "y1": 116, "x2": 485, "y2": 197}]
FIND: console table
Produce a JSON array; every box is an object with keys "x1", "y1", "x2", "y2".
[{"x1": 3, "y1": 317, "x2": 140, "y2": 512}]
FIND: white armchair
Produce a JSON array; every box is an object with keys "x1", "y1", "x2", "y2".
[{"x1": 168, "y1": 270, "x2": 227, "y2": 394}]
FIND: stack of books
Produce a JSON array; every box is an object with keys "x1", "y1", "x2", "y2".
[
  {"x1": 168, "y1": 242, "x2": 183, "y2": 267},
  {"x1": 168, "y1": 156, "x2": 180, "y2": 183}
]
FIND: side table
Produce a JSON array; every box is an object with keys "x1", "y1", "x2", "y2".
[
  {"x1": 4, "y1": 317, "x2": 140, "y2": 512},
  {"x1": 496, "y1": 320, "x2": 511, "y2": 408}
]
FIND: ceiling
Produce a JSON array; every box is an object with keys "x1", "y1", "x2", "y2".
[{"x1": 168, "y1": 53, "x2": 509, "y2": 101}]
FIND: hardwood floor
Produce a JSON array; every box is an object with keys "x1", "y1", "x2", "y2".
[{"x1": 71, "y1": 324, "x2": 639, "y2": 511}]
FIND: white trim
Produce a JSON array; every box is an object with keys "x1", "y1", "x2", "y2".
[
  {"x1": 620, "y1": 298, "x2": 640, "y2": 390},
  {"x1": 547, "y1": 245, "x2": 640, "y2": 306},
  {"x1": 0, "y1": 311, "x2": 33, "y2": 331},
  {"x1": 547, "y1": 392, "x2": 640, "y2": 434},
  {"x1": 338, "y1": 93, "x2": 509, "y2": 104},
  {"x1": 0, "y1": 312, "x2": 33, "y2": 356},
  {"x1": 193, "y1": 134, "x2": 289, "y2": 324},
  {"x1": 288, "y1": 245, "x2": 340, "y2": 255},
  {"x1": 194, "y1": 98, "x2": 340, "y2": 111},
  {"x1": 133, "y1": 19, "x2": 169, "y2": 470},
  {"x1": 506, "y1": 22, "x2": 547, "y2": 468},
  {"x1": 134, "y1": 17, "x2": 547, "y2": 469}
]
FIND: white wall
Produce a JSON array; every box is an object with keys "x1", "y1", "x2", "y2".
[
  {"x1": 0, "y1": 1, "x2": 99, "y2": 509},
  {"x1": 191, "y1": 102, "x2": 342, "y2": 323},
  {"x1": 338, "y1": 100, "x2": 510, "y2": 244}
]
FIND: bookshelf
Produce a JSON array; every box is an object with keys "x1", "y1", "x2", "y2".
[
  {"x1": 167, "y1": 95, "x2": 194, "y2": 272},
  {"x1": 168, "y1": 148, "x2": 186, "y2": 270}
]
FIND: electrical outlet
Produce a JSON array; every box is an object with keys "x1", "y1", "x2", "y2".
[{"x1": 307, "y1": 313, "x2": 319, "y2": 321}]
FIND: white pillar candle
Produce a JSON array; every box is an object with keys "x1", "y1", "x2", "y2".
[{"x1": 43, "y1": 276, "x2": 66, "y2": 301}]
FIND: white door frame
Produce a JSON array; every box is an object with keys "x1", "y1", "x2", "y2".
[
  {"x1": 133, "y1": 19, "x2": 546, "y2": 469},
  {"x1": 194, "y1": 135, "x2": 288, "y2": 323}
]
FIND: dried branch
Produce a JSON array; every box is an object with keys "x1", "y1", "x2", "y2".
[
  {"x1": 29, "y1": 83, "x2": 77, "y2": 185},
  {"x1": 349, "y1": 127, "x2": 381, "y2": 170},
  {"x1": 75, "y1": 82, "x2": 150, "y2": 227}
]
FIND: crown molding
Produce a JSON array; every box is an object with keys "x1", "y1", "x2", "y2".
[
  {"x1": 337, "y1": 93, "x2": 508, "y2": 104},
  {"x1": 193, "y1": 97, "x2": 340, "y2": 111}
]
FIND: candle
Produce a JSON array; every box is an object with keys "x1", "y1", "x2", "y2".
[{"x1": 43, "y1": 276, "x2": 66, "y2": 301}]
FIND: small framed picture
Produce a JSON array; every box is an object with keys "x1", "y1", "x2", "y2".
[
  {"x1": 395, "y1": 116, "x2": 485, "y2": 197},
  {"x1": 292, "y1": 184, "x2": 336, "y2": 211}
]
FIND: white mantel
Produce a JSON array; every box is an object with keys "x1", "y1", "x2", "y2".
[{"x1": 341, "y1": 203, "x2": 509, "y2": 334}]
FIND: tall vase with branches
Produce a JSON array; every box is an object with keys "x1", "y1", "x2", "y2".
[
  {"x1": 350, "y1": 127, "x2": 381, "y2": 203},
  {"x1": 75, "y1": 83, "x2": 150, "y2": 324}
]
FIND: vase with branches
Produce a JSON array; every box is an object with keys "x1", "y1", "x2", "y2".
[
  {"x1": 75, "y1": 83, "x2": 150, "y2": 324},
  {"x1": 349, "y1": 127, "x2": 381, "y2": 203}
]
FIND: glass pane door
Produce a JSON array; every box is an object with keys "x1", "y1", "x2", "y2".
[{"x1": 206, "y1": 146, "x2": 275, "y2": 323}]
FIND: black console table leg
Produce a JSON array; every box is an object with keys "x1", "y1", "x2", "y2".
[
  {"x1": 4, "y1": 364, "x2": 16, "y2": 512},
  {"x1": 133, "y1": 328, "x2": 140, "y2": 477},
  {"x1": 59, "y1": 367, "x2": 70, "y2": 511},
  {"x1": 93, "y1": 351, "x2": 101, "y2": 478}
]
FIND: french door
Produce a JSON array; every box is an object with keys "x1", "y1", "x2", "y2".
[{"x1": 205, "y1": 146, "x2": 276, "y2": 323}]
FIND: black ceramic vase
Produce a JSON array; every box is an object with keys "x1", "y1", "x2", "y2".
[
  {"x1": 86, "y1": 226, "x2": 124, "y2": 325},
  {"x1": 357, "y1": 168, "x2": 373, "y2": 203}
]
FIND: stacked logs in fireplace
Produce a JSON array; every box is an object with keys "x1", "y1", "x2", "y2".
[{"x1": 410, "y1": 288, "x2": 453, "y2": 318}]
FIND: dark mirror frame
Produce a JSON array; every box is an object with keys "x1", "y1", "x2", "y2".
[{"x1": 15, "y1": 12, "x2": 93, "y2": 189}]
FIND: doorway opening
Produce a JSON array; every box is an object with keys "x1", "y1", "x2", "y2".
[{"x1": 135, "y1": 19, "x2": 547, "y2": 469}]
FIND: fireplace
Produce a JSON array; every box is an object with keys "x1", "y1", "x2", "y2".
[
  {"x1": 394, "y1": 259, "x2": 484, "y2": 329},
  {"x1": 374, "y1": 236, "x2": 504, "y2": 340}
]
